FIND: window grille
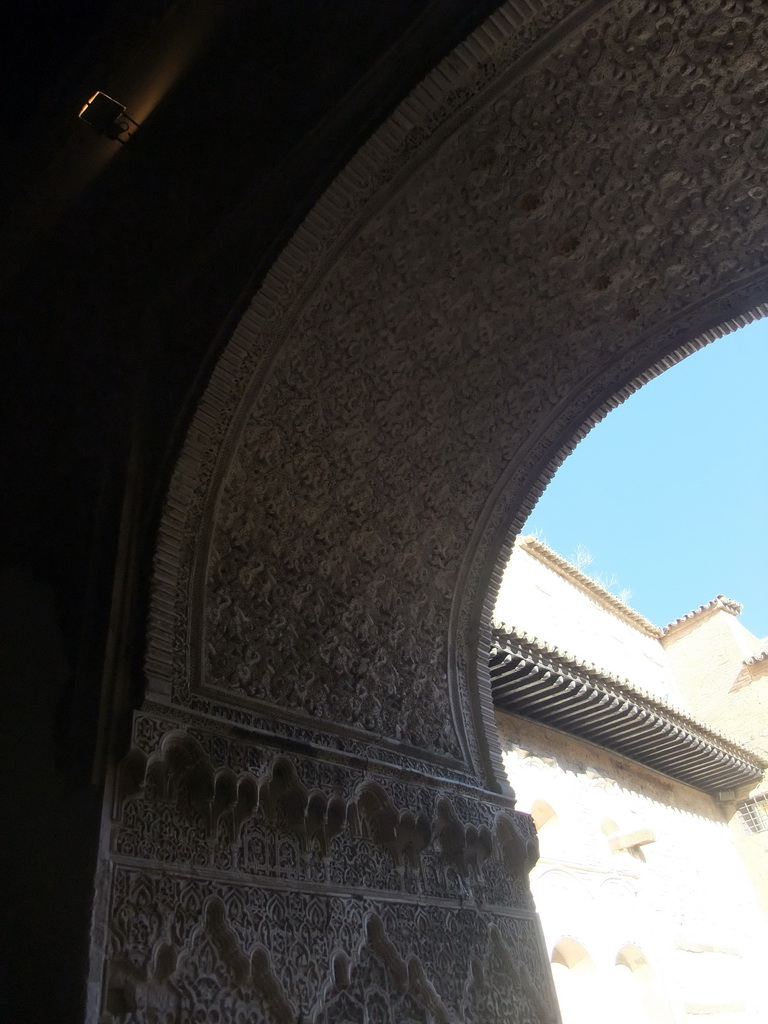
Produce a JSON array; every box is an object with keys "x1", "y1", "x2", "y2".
[{"x1": 738, "y1": 793, "x2": 768, "y2": 834}]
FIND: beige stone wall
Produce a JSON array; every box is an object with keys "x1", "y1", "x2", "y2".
[
  {"x1": 495, "y1": 542, "x2": 680, "y2": 704},
  {"x1": 663, "y1": 606, "x2": 768, "y2": 916},
  {"x1": 726, "y1": 811, "x2": 768, "y2": 921},
  {"x1": 663, "y1": 607, "x2": 767, "y2": 745},
  {"x1": 497, "y1": 712, "x2": 768, "y2": 1024},
  {"x1": 496, "y1": 543, "x2": 768, "y2": 933}
]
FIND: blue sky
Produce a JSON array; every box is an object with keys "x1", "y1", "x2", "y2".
[{"x1": 524, "y1": 318, "x2": 768, "y2": 638}]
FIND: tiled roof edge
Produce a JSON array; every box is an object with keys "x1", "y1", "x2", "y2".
[
  {"x1": 517, "y1": 536, "x2": 663, "y2": 638},
  {"x1": 663, "y1": 595, "x2": 743, "y2": 633}
]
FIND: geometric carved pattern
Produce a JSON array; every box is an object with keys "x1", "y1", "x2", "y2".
[
  {"x1": 102, "y1": 896, "x2": 294, "y2": 1024},
  {"x1": 99, "y1": 717, "x2": 552, "y2": 1022},
  {"x1": 102, "y1": 869, "x2": 557, "y2": 1024},
  {"x1": 114, "y1": 724, "x2": 538, "y2": 902}
]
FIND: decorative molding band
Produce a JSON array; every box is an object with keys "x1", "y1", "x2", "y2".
[
  {"x1": 114, "y1": 727, "x2": 539, "y2": 892},
  {"x1": 491, "y1": 629, "x2": 765, "y2": 792}
]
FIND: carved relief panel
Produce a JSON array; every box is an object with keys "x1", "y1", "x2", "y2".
[
  {"x1": 98, "y1": 716, "x2": 553, "y2": 1024},
  {"x1": 102, "y1": 871, "x2": 554, "y2": 1024}
]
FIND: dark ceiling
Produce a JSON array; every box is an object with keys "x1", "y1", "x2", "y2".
[
  {"x1": 1, "y1": 10, "x2": 509, "y2": 1013},
  {"x1": 0, "y1": 0, "x2": 505, "y2": 776}
]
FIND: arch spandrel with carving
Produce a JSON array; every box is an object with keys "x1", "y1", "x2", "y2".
[
  {"x1": 94, "y1": 1, "x2": 768, "y2": 1021},
  {"x1": 146, "y1": 0, "x2": 768, "y2": 792}
]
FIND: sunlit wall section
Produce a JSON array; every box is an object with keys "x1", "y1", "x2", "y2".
[
  {"x1": 549, "y1": 938, "x2": 598, "y2": 1024},
  {"x1": 498, "y1": 712, "x2": 768, "y2": 1023},
  {"x1": 495, "y1": 537, "x2": 678, "y2": 703}
]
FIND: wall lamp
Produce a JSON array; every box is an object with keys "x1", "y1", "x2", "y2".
[{"x1": 79, "y1": 92, "x2": 138, "y2": 143}]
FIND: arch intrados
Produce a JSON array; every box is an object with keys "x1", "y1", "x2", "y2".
[
  {"x1": 615, "y1": 945, "x2": 651, "y2": 978},
  {"x1": 464, "y1": 302, "x2": 768, "y2": 791},
  {"x1": 474, "y1": 303, "x2": 768, "y2": 616},
  {"x1": 551, "y1": 937, "x2": 595, "y2": 974},
  {"x1": 530, "y1": 799, "x2": 557, "y2": 831},
  {"x1": 143, "y1": 0, "x2": 768, "y2": 799}
]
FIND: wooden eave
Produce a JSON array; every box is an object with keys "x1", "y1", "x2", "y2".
[{"x1": 490, "y1": 629, "x2": 765, "y2": 794}]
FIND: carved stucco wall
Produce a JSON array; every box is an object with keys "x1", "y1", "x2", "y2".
[{"x1": 93, "y1": 1, "x2": 768, "y2": 1021}]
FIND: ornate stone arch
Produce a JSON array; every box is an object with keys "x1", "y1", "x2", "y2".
[
  {"x1": 99, "y1": 1, "x2": 768, "y2": 1021},
  {"x1": 145, "y1": 0, "x2": 768, "y2": 796}
]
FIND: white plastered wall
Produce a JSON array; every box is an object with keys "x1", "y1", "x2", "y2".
[
  {"x1": 498, "y1": 713, "x2": 768, "y2": 1024},
  {"x1": 494, "y1": 541, "x2": 681, "y2": 704}
]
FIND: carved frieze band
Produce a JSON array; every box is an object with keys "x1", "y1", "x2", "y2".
[
  {"x1": 114, "y1": 724, "x2": 538, "y2": 906},
  {"x1": 101, "y1": 721, "x2": 550, "y2": 1022},
  {"x1": 101, "y1": 868, "x2": 557, "y2": 1024},
  {"x1": 137, "y1": 698, "x2": 475, "y2": 785}
]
